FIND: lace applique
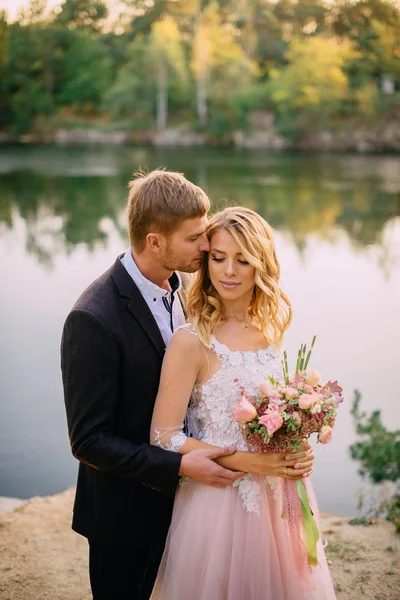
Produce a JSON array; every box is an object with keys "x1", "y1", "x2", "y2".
[
  {"x1": 233, "y1": 474, "x2": 261, "y2": 518},
  {"x1": 154, "y1": 429, "x2": 187, "y2": 452},
  {"x1": 180, "y1": 331, "x2": 284, "y2": 515},
  {"x1": 265, "y1": 476, "x2": 282, "y2": 500}
]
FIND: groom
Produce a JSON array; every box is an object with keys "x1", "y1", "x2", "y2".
[{"x1": 61, "y1": 170, "x2": 242, "y2": 600}]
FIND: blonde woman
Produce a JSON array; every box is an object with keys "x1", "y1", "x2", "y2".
[{"x1": 150, "y1": 207, "x2": 335, "y2": 599}]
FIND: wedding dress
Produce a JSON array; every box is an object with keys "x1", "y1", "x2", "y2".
[{"x1": 151, "y1": 324, "x2": 336, "y2": 600}]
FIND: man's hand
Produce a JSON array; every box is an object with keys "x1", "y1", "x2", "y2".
[{"x1": 179, "y1": 446, "x2": 245, "y2": 488}]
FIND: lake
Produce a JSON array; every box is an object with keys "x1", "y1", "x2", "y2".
[{"x1": 1, "y1": 144, "x2": 399, "y2": 517}]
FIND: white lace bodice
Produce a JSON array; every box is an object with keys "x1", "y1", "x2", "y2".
[
  {"x1": 186, "y1": 327, "x2": 283, "y2": 451},
  {"x1": 152, "y1": 323, "x2": 284, "y2": 517}
]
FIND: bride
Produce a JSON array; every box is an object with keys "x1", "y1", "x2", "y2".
[{"x1": 150, "y1": 207, "x2": 336, "y2": 600}]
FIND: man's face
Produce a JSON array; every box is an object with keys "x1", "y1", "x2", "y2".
[{"x1": 160, "y1": 215, "x2": 210, "y2": 273}]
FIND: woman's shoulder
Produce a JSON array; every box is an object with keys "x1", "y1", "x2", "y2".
[{"x1": 168, "y1": 323, "x2": 201, "y2": 352}]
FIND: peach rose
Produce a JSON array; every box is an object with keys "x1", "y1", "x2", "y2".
[
  {"x1": 318, "y1": 425, "x2": 333, "y2": 444},
  {"x1": 298, "y1": 393, "x2": 318, "y2": 410},
  {"x1": 233, "y1": 397, "x2": 257, "y2": 423},
  {"x1": 258, "y1": 380, "x2": 280, "y2": 399},
  {"x1": 306, "y1": 368, "x2": 321, "y2": 387},
  {"x1": 283, "y1": 386, "x2": 298, "y2": 400},
  {"x1": 259, "y1": 412, "x2": 284, "y2": 436},
  {"x1": 292, "y1": 411, "x2": 302, "y2": 425}
]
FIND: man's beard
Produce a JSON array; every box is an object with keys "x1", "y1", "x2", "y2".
[{"x1": 162, "y1": 244, "x2": 203, "y2": 274}]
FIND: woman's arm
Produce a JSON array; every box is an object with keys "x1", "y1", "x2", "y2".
[
  {"x1": 151, "y1": 329, "x2": 314, "y2": 480},
  {"x1": 151, "y1": 329, "x2": 244, "y2": 486}
]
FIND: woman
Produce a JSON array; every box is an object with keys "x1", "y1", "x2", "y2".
[{"x1": 150, "y1": 207, "x2": 335, "y2": 599}]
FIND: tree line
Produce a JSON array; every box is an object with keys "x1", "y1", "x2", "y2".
[{"x1": 1, "y1": 0, "x2": 400, "y2": 138}]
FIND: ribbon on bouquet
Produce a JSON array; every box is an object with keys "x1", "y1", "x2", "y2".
[{"x1": 281, "y1": 479, "x2": 319, "y2": 589}]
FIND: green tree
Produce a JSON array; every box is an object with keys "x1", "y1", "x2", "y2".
[
  {"x1": 148, "y1": 16, "x2": 187, "y2": 130},
  {"x1": 350, "y1": 390, "x2": 400, "y2": 531},
  {"x1": 332, "y1": 0, "x2": 400, "y2": 87},
  {"x1": 0, "y1": 11, "x2": 10, "y2": 129},
  {"x1": 267, "y1": 35, "x2": 357, "y2": 133},
  {"x1": 57, "y1": 30, "x2": 112, "y2": 111},
  {"x1": 105, "y1": 16, "x2": 187, "y2": 128},
  {"x1": 55, "y1": 0, "x2": 108, "y2": 35}
]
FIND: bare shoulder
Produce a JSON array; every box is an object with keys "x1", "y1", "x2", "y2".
[
  {"x1": 167, "y1": 326, "x2": 202, "y2": 355},
  {"x1": 164, "y1": 326, "x2": 205, "y2": 373}
]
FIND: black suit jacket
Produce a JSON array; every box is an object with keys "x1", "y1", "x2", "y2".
[{"x1": 61, "y1": 256, "x2": 182, "y2": 546}]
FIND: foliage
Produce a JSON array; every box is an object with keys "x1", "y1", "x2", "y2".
[
  {"x1": 1, "y1": 0, "x2": 400, "y2": 135},
  {"x1": 349, "y1": 390, "x2": 400, "y2": 532},
  {"x1": 267, "y1": 36, "x2": 357, "y2": 121}
]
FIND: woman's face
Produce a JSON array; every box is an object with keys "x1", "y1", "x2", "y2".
[{"x1": 208, "y1": 229, "x2": 256, "y2": 302}]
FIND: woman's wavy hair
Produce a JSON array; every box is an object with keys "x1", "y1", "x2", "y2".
[{"x1": 186, "y1": 206, "x2": 292, "y2": 349}]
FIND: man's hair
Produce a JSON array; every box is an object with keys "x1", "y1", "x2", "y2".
[{"x1": 127, "y1": 169, "x2": 210, "y2": 251}]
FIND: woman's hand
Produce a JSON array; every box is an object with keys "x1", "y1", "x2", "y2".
[{"x1": 250, "y1": 441, "x2": 315, "y2": 479}]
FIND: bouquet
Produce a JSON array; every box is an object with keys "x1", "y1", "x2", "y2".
[{"x1": 233, "y1": 337, "x2": 343, "y2": 584}]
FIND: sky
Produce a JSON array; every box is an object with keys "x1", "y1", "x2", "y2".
[{"x1": 0, "y1": 0, "x2": 62, "y2": 21}]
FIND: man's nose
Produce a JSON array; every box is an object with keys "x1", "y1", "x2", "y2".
[{"x1": 198, "y1": 235, "x2": 210, "y2": 252}]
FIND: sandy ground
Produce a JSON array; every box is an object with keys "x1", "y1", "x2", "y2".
[{"x1": 0, "y1": 488, "x2": 399, "y2": 600}]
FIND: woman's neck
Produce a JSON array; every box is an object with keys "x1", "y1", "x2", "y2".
[{"x1": 221, "y1": 298, "x2": 252, "y2": 322}]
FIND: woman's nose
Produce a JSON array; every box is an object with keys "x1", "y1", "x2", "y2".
[{"x1": 224, "y1": 260, "x2": 236, "y2": 276}]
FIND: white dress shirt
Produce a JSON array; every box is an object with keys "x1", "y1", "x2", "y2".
[{"x1": 121, "y1": 249, "x2": 186, "y2": 346}]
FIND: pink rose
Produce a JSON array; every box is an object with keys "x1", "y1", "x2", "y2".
[
  {"x1": 306, "y1": 368, "x2": 321, "y2": 387},
  {"x1": 303, "y1": 384, "x2": 314, "y2": 394},
  {"x1": 233, "y1": 397, "x2": 257, "y2": 423},
  {"x1": 258, "y1": 380, "x2": 281, "y2": 399},
  {"x1": 318, "y1": 425, "x2": 333, "y2": 444},
  {"x1": 259, "y1": 412, "x2": 284, "y2": 436},
  {"x1": 298, "y1": 393, "x2": 318, "y2": 410},
  {"x1": 283, "y1": 386, "x2": 298, "y2": 399}
]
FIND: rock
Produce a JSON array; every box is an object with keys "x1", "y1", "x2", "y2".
[
  {"x1": 153, "y1": 128, "x2": 206, "y2": 147},
  {"x1": 54, "y1": 129, "x2": 129, "y2": 145},
  {"x1": 0, "y1": 497, "x2": 25, "y2": 514},
  {"x1": 233, "y1": 130, "x2": 292, "y2": 150}
]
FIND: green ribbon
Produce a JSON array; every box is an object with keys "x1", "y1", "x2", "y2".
[{"x1": 296, "y1": 479, "x2": 319, "y2": 567}]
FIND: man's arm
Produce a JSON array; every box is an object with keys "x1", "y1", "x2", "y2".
[{"x1": 61, "y1": 308, "x2": 181, "y2": 496}]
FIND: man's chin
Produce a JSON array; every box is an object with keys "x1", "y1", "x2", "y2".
[{"x1": 179, "y1": 264, "x2": 200, "y2": 274}]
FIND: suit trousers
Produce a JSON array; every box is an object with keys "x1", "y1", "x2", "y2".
[{"x1": 88, "y1": 539, "x2": 165, "y2": 600}]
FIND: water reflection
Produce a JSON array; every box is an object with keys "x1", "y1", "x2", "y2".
[
  {"x1": 0, "y1": 146, "x2": 399, "y2": 274},
  {"x1": 1, "y1": 145, "x2": 400, "y2": 512}
]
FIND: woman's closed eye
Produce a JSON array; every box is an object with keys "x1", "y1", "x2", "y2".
[{"x1": 211, "y1": 256, "x2": 249, "y2": 265}]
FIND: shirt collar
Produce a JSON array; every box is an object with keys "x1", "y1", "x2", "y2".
[{"x1": 121, "y1": 248, "x2": 182, "y2": 300}]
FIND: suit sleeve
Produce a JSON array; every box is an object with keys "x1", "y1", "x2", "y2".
[{"x1": 61, "y1": 308, "x2": 182, "y2": 496}]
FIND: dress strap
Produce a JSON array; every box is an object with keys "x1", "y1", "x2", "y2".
[
  {"x1": 208, "y1": 335, "x2": 231, "y2": 360},
  {"x1": 175, "y1": 323, "x2": 196, "y2": 336}
]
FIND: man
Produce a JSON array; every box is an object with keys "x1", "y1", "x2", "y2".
[{"x1": 61, "y1": 170, "x2": 241, "y2": 600}]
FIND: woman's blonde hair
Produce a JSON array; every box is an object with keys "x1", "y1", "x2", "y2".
[{"x1": 186, "y1": 206, "x2": 292, "y2": 349}]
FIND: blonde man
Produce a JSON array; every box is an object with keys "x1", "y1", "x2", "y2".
[{"x1": 61, "y1": 170, "x2": 242, "y2": 600}]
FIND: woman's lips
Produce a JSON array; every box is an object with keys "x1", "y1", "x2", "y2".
[{"x1": 220, "y1": 281, "x2": 241, "y2": 289}]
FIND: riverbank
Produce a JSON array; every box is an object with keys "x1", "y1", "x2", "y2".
[
  {"x1": 0, "y1": 488, "x2": 399, "y2": 600},
  {"x1": 1, "y1": 110, "x2": 400, "y2": 153}
]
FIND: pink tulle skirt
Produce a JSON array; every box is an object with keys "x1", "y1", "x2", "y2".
[{"x1": 152, "y1": 475, "x2": 336, "y2": 600}]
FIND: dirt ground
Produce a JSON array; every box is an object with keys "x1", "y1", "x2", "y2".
[{"x1": 0, "y1": 488, "x2": 399, "y2": 600}]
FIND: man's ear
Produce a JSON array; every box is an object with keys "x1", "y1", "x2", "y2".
[{"x1": 146, "y1": 232, "x2": 162, "y2": 251}]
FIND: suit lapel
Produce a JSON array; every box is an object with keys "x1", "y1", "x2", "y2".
[
  {"x1": 127, "y1": 286, "x2": 165, "y2": 358},
  {"x1": 110, "y1": 256, "x2": 165, "y2": 358}
]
